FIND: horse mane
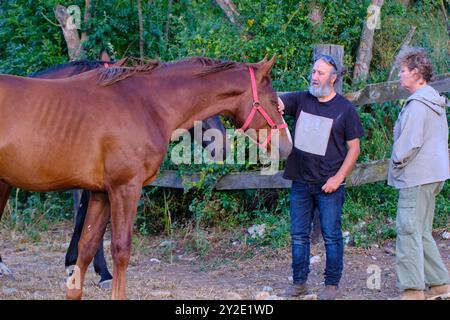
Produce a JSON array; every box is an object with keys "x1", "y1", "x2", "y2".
[
  {"x1": 195, "y1": 61, "x2": 238, "y2": 76},
  {"x1": 29, "y1": 60, "x2": 107, "y2": 78},
  {"x1": 97, "y1": 60, "x2": 161, "y2": 86},
  {"x1": 96, "y1": 56, "x2": 246, "y2": 86}
]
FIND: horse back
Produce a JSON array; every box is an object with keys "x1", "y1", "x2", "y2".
[{"x1": 0, "y1": 74, "x2": 161, "y2": 191}]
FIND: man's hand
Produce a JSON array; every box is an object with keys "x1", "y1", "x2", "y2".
[
  {"x1": 321, "y1": 139, "x2": 360, "y2": 193},
  {"x1": 277, "y1": 97, "x2": 285, "y2": 114},
  {"x1": 321, "y1": 175, "x2": 344, "y2": 193}
]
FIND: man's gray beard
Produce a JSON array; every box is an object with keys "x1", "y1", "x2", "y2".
[{"x1": 308, "y1": 82, "x2": 333, "y2": 98}]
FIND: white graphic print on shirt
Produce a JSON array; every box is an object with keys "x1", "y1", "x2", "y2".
[{"x1": 294, "y1": 110, "x2": 333, "y2": 156}]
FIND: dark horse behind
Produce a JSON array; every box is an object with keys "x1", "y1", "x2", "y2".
[
  {"x1": 0, "y1": 55, "x2": 292, "y2": 299},
  {"x1": 0, "y1": 58, "x2": 228, "y2": 288}
]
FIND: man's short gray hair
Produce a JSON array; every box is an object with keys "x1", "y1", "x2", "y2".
[{"x1": 395, "y1": 46, "x2": 434, "y2": 82}]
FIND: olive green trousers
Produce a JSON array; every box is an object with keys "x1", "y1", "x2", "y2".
[{"x1": 396, "y1": 181, "x2": 450, "y2": 290}]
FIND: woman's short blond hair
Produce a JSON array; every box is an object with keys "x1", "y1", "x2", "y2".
[{"x1": 395, "y1": 46, "x2": 434, "y2": 82}]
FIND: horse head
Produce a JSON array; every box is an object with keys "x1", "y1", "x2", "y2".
[{"x1": 232, "y1": 55, "x2": 292, "y2": 159}]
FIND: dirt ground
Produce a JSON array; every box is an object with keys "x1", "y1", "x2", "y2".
[{"x1": 0, "y1": 221, "x2": 449, "y2": 300}]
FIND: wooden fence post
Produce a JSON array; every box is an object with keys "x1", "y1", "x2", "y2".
[{"x1": 313, "y1": 44, "x2": 344, "y2": 94}]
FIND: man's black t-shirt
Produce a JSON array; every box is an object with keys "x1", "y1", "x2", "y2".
[{"x1": 280, "y1": 91, "x2": 364, "y2": 183}]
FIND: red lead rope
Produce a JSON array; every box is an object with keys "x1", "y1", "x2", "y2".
[{"x1": 238, "y1": 67, "x2": 287, "y2": 149}]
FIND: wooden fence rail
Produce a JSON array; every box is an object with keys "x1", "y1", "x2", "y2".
[
  {"x1": 278, "y1": 72, "x2": 449, "y2": 106},
  {"x1": 344, "y1": 73, "x2": 450, "y2": 106},
  {"x1": 149, "y1": 151, "x2": 450, "y2": 190}
]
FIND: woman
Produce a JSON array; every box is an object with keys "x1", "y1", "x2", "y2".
[{"x1": 388, "y1": 46, "x2": 449, "y2": 300}]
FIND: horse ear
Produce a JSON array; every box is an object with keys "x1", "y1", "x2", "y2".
[
  {"x1": 100, "y1": 50, "x2": 111, "y2": 62},
  {"x1": 257, "y1": 54, "x2": 269, "y2": 65},
  {"x1": 113, "y1": 56, "x2": 129, "y2": 67},
  {"x1": 257, "y1": 54, "x2": 276, "y2": 79}
]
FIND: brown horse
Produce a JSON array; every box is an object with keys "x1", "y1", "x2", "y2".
[
  {"x1": 0, "y1": 58, "x2": 131, "y2": 283},
  {"x1": 0, "y1": 58, "x2": 128, "y2": 282},
  {"x1": 0, "y1": 55, "x2": 292, "y2": 299},
  {"x1": 0, "y1": 57, "x2": 229, "y2": 285}
]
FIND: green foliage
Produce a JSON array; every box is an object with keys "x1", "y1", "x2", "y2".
[
  {"x1": 358, "y1": 101, "x2": 400, "y2": 161},
  {"x1": 0, "y1": 1, "x2": 448, "y2": 250},
  {"x1": 5, "y1": 188, "x2": 73, "y2": 241},
  {"x1": 0, "y1": 0, "x2": 66, "y2": 75}
]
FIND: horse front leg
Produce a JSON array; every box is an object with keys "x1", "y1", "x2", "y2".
[
  {"x1": 108, "y1": 181, "x2": 142, "y2": 300},
  {"x1": 0, "y1": 182, "x2": 13, "y2": 277},
  {"x1": 66, "y1": 191, "x2": 110, "y2": 300}
]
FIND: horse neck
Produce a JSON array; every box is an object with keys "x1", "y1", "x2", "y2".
[{"x1": 144, "y1": 68, "x2": 247, "y2": 134}]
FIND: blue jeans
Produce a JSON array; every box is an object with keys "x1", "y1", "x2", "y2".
[{"x1": 290, "y1": 181, "x2": 345, "y2": 286}]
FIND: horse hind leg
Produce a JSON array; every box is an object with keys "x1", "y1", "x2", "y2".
[
  {"x1": 66, "y1": 191, "x2": 110, "y2": 300},
  {"x1": 0, "y1": 182, "x2": 13, "y2": 278},
  {"x1": 108, "y1": 180, "x2": 142, "y2": 300}
]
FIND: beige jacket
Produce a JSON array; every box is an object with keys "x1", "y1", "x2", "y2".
[{"x1": 388, "y1": 85, "x2": 449, "y2": 189}]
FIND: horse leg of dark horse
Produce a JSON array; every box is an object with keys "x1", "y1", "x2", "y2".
[
  {"x1": 0, "y1": 182, "x2": 11, "y2": 221},
  {"x1": 65, "y1": 190, "x2": 90, "y2": 273},
  {"x1": 108, "y1": 180, "x2": 142, "y2": 300},
  {"x1": 93, "y1": 237, "x2": 113, "y2": 288},
  {"x1": 0, "y1": 182, "x2": 13, "y2": 277},
  {"x1": 72, "y1": 189, "x2": 83, "y2": 221},
  {"x1": 65, "y1": 190, "x2": 113, "y2": 288},
  {"x1": 66, "y1": 191, "x2": 110, "y2": 300}
]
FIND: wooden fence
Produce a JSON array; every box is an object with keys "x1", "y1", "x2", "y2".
[{"x1": 150, "y1": 151, "x2": 450, "y2": 190}]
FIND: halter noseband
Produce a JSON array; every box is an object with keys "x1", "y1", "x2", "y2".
[{"x1": 237, "y1": 67, "x2": 287, "y2": 149}]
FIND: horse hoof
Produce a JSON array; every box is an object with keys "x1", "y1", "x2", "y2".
[
  {"x1": 98, "y1": 279, "x2": 112, "y2": 290},
  {"x1": 66, "y1": 289, "x2": 82, "y2": 300},
  {"x1": 0, "y1": 262, "x2": 14, "y2": 279}
]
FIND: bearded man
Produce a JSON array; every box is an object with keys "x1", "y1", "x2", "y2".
[{"x1": 277, "y1": 55, "x2": 364, "y2": 300}]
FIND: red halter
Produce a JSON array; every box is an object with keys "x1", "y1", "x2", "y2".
[{"x1": 237, "y1": 67, "x2": 288, "y2": 149}]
